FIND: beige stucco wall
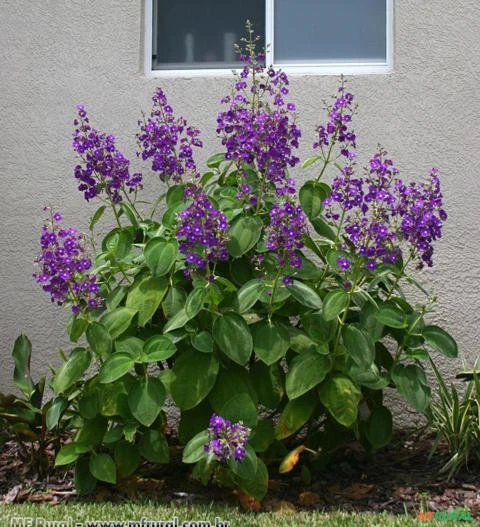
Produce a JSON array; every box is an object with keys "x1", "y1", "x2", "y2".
[{"x1": 0, "y1": 0, "x2": 479, "y2": 399}]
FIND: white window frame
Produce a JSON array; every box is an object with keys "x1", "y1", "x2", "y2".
[{"x1": 144, "y1": 0, "x2": 393, "y2": 77}]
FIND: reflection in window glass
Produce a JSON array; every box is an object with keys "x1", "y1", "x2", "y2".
[
  {"x1": 152, "y1": 0, "x2": 265, "y2": 70},
  {"x1": 274, "y1": 0, "x2": 387, "y2": 64}
]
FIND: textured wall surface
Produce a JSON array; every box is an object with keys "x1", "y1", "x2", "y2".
[{"x1": 1, "y1": 0, "x2": 479, "y2": 415}]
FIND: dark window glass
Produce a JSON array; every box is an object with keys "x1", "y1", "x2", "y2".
[{"x1": 152, "y1": 0, "x2": 265, "y2": 70}]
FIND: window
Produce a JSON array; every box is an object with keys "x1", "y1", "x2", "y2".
[{"x1": 145, "y1": 0, "x2": 392, "y2": 76}]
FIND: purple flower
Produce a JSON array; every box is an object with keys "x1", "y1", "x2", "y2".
[
  {"x1": 217, "y1": 54, "x2": 301, "y2": 197},
  {"x1": 138, "y1": 88, "x2": 202, "y2": 183},
  {"x1": 265, "y1": 200, "x2": 307, "y2": 269},
  {"x1": 33, "y1": 210, "x2": 103, "y2": 313},
  {"x1": 72, "y1": 105, "x2": 142, "y2": 203},
  {"x1": 313, "y1": 80, "x2": 357, "y2": 162},
  {"x1": 176, "y1": 186, "x2": 229, "y2": 276},
  {"x1": 203, "y1": 414, "x2": 250, "y2": 463},
  {"x1": 337, "y1": 257, "x2": 351, "y2": 271}
]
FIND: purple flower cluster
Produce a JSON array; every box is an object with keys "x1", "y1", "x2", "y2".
[
  {"x1": 33, "y1": 210, "x2": 103, "y2": 314},
  {"x1": 266, "y1": 200, "x2": 307, "y2": 269},
  {"x1": 72, "y1": 105, "x2": 142, "y2": 203},
  {"x1": 324, "y1": 148, "x2": 447, "y2": 271},
  {"x1": 137, "y1": 88, "x2": 202, "y2": 183},
  {"x1": 216, "y1": 54, "x2": 301, "y2": 197},
  {"x1": 395, "y1": 168, "x2": 447, "y2": 268},
  {"x1": 176, "y1": 186, "x2": 229, "y2": 277},
  {"x1": 204, "y1": 414, "x2": 250, "y2": 463},
  {"x1": 313, "y1": 81, "x2": 357, "y2": 161}
]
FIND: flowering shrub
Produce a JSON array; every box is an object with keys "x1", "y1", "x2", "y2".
[{"x1": 34, "y1": 34, "x2": 458, "y2": 500}]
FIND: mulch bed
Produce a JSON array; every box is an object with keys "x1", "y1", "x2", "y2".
[{"x1": 1, "y1": 430, "x2": 479, "y2": 518}]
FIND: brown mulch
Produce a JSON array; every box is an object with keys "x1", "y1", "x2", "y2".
[{"x1": 1, "y1": 430, "x2": 479, "y2": 518}]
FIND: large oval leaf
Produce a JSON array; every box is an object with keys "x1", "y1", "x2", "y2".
[
  {"x1": 318, "y1": 375, "x2": 361, "y2": 428},
  {"x1": 375, "y1": 303, "x2": 407, "y2": 328},
  {"x1": 213, "y1": 313, "x2": 253, "y2": 365},
  {"x1": 227, "y1": 216, "x2": 263, "y2": 257},
  {"x1": 139, "y1": 429, "x2": 170, "y2": 463},
  {"x1": 220, "y1": 393, "x2": 257, "y2": 428},
  {"x1": 143, "y1": 335, "x2": 176, "y2": 362},
  {"x1": 53, "y1": 348, "x2": 91, "y2": 394},
  {"x1": 422, "y1": 325, "x2": 458, "y2": 358},
  {"x1": 144, "y1": 238, "x2": 178, "y2": 277},
  {"x1": 86, "y1": 322, "x2": 112, "y2": 360},
  {"x1": 182, "y1": 430, "x2": 209, "y2": 464},
  {"x1": 343, "y1": 324, "x2": 375, "y2": 370},
  {"x1": 391, "y1": 364, "x2": 430, "y2": 412},
  {"x1": 171, "y1": 351, "x2": 219, "y2": 410},
  {"x1": 89, "y1": 453, "x2": 116, "y2": 484},
  {"x1": 128, "y1": 377, "x2": 166, "y2": 426},
  {"x1": 185, "y1": 286, "x2": 208, "y2": 319},
  {"x1": 126, "y1": 276, "x2": 168, "y2": 327},
  {"x1": 287, "y1": 281, "x2": 323, "y2": 310},
  {"x1": 299, "y1": 181, "x2": 329, "y2": 220},
  {"x1": 235, "y1": 279, "x2": 266, "y2": 313},
  {"x1": 275, "y1": 391, "x2": 317, "y2": 440},
  {"x1": 286, "y1": 351, "x2": 331, "y2": 399},
  {"x1": 301, "y1": 312, "x2": 337, "y2": 343},
  {"x1": 98, "y1": 353, "x2": 135, "y2": 384},
  {"x1": 251, "y1": 319, "x2": 290, "y2": 365},
  {"x1": 322, "y1": 289, "x2": 349, "y2": 321},
  {"x1": 364, "y1": 406, "x2": 392, "y2": 449},
  {"x1": 101, "y1": 307, "x2": 137, "y2": 339}
]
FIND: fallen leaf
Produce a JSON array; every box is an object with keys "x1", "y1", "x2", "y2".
[
  {"x1": 298, "y1": 491, "x2": 321, "y2": 506},
  {"x1": 235, "y1": 489, "x2": 261, "y2": 512},
  {"x1": 2, "y1": 484, "x2": 22, "y2": 503},
  {"x1": 279, "y1": 445, "x2": 306, "y2": 474},
  {"x1": 273, "y1": 500, "x2": 296, "y2": 513}
]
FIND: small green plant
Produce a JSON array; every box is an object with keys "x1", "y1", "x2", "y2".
[
  {"x1": 429, "y1": 360, "x2": 480, "y2": 479},
  {"x1": 0, "y1": 335, "x2": 62, "y2": 475}
]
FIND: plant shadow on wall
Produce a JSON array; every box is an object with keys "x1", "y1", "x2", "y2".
[{"x1": 5, "y1": 25, "x2": 462, "y2": 502}]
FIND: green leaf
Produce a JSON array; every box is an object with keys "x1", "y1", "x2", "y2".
[
  {"x1": 75, "y1": 457, "x2": 97, "y2": 496},
  {"x1": 166, "y1": 184, "x2": 185, "y2": 207},
  {"x1": 185, "y1": 286, "x2": 208, "y2": 319},
  {"x1": 235, "y1": 279, "x2": 266, "y2": 313},
  {"x1": 235, "y1": 458, "x2": 269, "y2": 501},
  {"x1": 322, "y1": 289, "x2": 349, "y2": 321},
  {"x1": 318, "y1": 375, "x2": 361, "y2": 428},
  {"x1": 229, "y1": 445, "x2": 257, "y2": 481},
  {"x1": 286, "y1": 351, "x2": 331, "y2": 399},
  {"x1": 86, "y1": 322, "x2": 112, "y2": 360},
  {"x1": 68, "y1": 316, "x2": 88, "y2": 343},
  {"x1": 375, "y1": 303, "x2": 407, "y2": 329},
  {"x1": 89, "y1": 453, "x2": 116, "y2": 484},
  {"x1": 121, "y1": 202, "x2": 139, "y2": 227},
  {"x1": 76, "y1": 416, "x2": 107, "y2": 448},
  {"x1": 300, "y1": 156, "x2": 321, "y2": 169},
  {"x1": 89, "y1": 205, "x2": 106, "y2": 231},
  {"x1": 287, "y1": 281, "x2": 323, "y2": 310},
  {"x1": 98, "y1": 379, "x2": 130, "y2": 417},
  {"x1": 171, "y1": 350, "x2": 219, "y2": 410},
  {"x1": 128, "y1": 377, "x2": 166, "y2": 427},
  {"x1": 343, "y1": 324, "x2": 375, "y2": 370},
  {"x1": 213, "y1": 313, "x2": 253, "y2": 365},
  {"x1": 220, "y1": 393, "x2": 257, "y2": 428},
  {"x1": 106, "y1": 286, "x2": 127, "y2": 311},
  {"x1": 126, "y1": 276, "x2": 168, "y2": 327},
  {"x1": 98, "y1": 353, "x2": 135, "y2": 384},
  {"x1": 301, "y1": 312, "x2": 337, "y2": 343},
  {"x1": 391, "y1": 364, "x2": 431, "y2": 412},
  {"x1": 179, "y1": 400, "x2": 212, "y2": 444},
  {"x1": 209, "y1": 366, "x2": 258, "y2": 413},
  {"x1": 299, "y1": 181, "x2": 329, "y2": 220},
  {"x1": 101, "y1": 307, "x2": 137, "y2": 339},
  {"x1": 55, "y1": 442, "x2": 91, "y2": 466},
  {"x1": 115, "y1": 336, "x2": 144, "y2": 358},
  {"x1": 12, "y1": 334, "x2": 34, "y2": 398},
  {"x1": 143, "y1": 335, "x2": 176, "y2": 361},
  {"x1": 207, "y1": 152, "x2": 226, "y2": 168},
  {"x1": 191, "y1": 331, "x2": 214, "y2": 353},
  {"x1": 422, "y1": 325, "x2": 458, "y2": 358},
  {"x1": 144, "y1": 238, "x2": 178, "y2": 277},
  {"x1": 163, "y1": 308, "x2": 189, "y2": 333},
  {"x1": 275, "y1": 391, "x2": 317, "y2": 440},
  {"x1": 311, "y1": 216, "x2": 336, "y2": 241},
  {"x1": 114, "y1": 442, "x2": 140, "y2": 478},
  {"x1": 364, "y1": 406, "x2": 392, "y2": 449},
  {"x1": 53, "y1": 348, "x2": 91, "y2": 394},
  {"x1": 162, "y1": 286, "x2": 187, "y2": 319},
  {"x1": 227, "y1": 216, "x2": 263, "y2": 257},
  {"x1": 251, "y1": 362, "x2": 285, "y2": 409},
  {"x1": 46, "y1": 397, "x2": 68, "y2": 430},
  {"x1": 249, "y1": 420, "x2": 275, "y2": 453},
  {"x1": 103, "y1": 227, "x2": 133, "y2": 259},
  {"x1": 252, "y1": 319, "x2": 290, "y2": 365},
  {"x1": 182, "y1": 430, "x2": 209, "y2": 464}
]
